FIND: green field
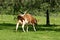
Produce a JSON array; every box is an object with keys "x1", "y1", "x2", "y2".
[{"x1": 0, "y1": 15, "x2": 60, "y2": 40}]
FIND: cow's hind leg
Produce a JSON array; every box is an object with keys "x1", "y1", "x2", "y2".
[
  {"x1": 16, "y1": 22, "x2": 19, "y2": 32},
  {"x1": 33, "y1": 24, "x2": 36, "y2": 32}
]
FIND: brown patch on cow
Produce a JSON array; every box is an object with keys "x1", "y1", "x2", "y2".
[{"x1": 17, "y1": 15, "x2": 25, "y2": 22}]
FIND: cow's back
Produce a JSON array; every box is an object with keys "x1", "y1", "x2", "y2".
[{"x1": 23, "y1": 14, "x2": 37, "y2": 24}]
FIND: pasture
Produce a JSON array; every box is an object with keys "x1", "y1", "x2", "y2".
[{"x1": 0, "y1": 15, "x2": 60, "y2": 40}]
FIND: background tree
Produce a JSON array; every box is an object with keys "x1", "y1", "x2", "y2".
[{"x1": 0, "y1": 0, "x2": 60, "y2": 15}]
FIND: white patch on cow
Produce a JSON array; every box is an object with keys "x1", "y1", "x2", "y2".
[
  {"x1": 19, "y1": 20, "x2": 22, "y2": 24},
  {"x1": 25, "y1": 18, "x2": 28, "y2": 23},
  {"x1": 20, "y1": 14, "x2": 25, "y2": 16},
  {"x1": 21, "y1": 15, "x2": 24, "y2": 16}
]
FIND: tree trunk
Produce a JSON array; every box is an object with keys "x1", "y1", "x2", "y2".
[{"x1": 46, "y1": 9, "x2": 50, "y2": 25}]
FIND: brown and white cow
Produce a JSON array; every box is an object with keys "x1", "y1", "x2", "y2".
[{"x1": 16, "y1": 13, "x2": 37, "y2": 32}]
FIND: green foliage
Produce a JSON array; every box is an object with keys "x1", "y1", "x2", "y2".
[{"x1": 0, "y1": 0, "x2": 60, "y2": 16}]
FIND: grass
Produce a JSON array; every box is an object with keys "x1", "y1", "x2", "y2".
[{"x1": 0, "y1": 15, "x2": 60, "y2": 40}]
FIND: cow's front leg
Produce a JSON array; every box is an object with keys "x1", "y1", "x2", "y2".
[
  {"x1": 22, "y1": 20, "x2": 25, "y2": 32},
  {"x1": 33, "y1": 24, "x2": 36, "y2": 32},
  {"x1": 26, "y1": 26, "x2": 28, "y2": 32}
]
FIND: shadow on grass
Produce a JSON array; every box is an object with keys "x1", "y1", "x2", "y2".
[
  {"x1": 0, "y1": 23, "x2": 22, "y2": 32},
  {"x1": 0, "y1": 23, "x2": 60, "y2": 32},
  {"x1": 36, "y1": 24, "x2": 60, "y2": 32},
  {"x1": 0, "y1": 23, "x2": 16, "y2": 26}
]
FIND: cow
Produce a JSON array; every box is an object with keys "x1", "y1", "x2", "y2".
[{"x1": 16, "y1": 12, "x2": 37, "y2": 32}]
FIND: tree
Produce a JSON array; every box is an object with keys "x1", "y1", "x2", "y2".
[{"x1": 46, "y1": 9, "x2": 50, "y2": 25}]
